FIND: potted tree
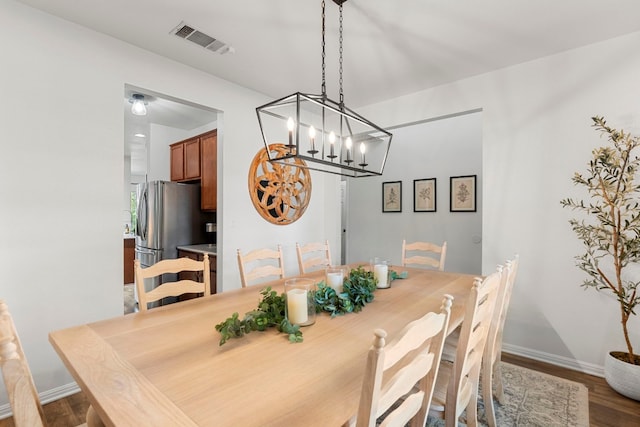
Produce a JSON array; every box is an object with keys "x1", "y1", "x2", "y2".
[{"x1": 561, "y1": 116, "x2": 640, "y2": 401}]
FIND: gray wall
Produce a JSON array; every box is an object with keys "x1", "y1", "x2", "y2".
[{"x1": 346, "y1": 112, "x2": 482, "y2": 274}]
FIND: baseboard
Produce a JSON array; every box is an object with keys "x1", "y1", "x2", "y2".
[
  {"x1": 503, "y1": 342, "x2": 605, "y2": 377},
  {"x1": 0, "y1": 381, "x2": 80, "y2": 420}
]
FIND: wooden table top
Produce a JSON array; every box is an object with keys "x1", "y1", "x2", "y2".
[{"x1": 49, "y1": 265, "x2": 476, "y2": 427}]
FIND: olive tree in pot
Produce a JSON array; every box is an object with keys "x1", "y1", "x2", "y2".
[{"x1": 561, "y1": 116, "x2": 640, "y2": 401}]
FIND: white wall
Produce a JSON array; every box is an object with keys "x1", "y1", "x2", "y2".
[
  {"x1": 346, "y1": 112, "x2": 483, "y2": 274},
  {"x1": 356, "y1": 32, "x2": 640, "y2": 373},
  {"x1": 0, "y1": 0, "x2": 340, "y2": 412}
]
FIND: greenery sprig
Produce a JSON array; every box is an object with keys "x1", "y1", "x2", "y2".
[
  {"x1": 314, "y1": 266, "x2": 377, "y2": 316},
  {"x1": 215, "y1": 266, "x2": 379, "y2": 346},
  {"x1": 215, "y1": 287, "x2": 302, "y2": 346}
]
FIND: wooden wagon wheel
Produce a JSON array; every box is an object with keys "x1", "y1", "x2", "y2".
[{"x1": 248, "y1": 144, "x2": 312, "y2": 225}]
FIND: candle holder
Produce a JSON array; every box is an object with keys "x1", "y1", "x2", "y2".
[
  {"x1": 370, "y1": 259, "x2": 390, "y2": 289},
  {"x1": 284, "y1": 278, "x2": 316, "y2": 326},
  {"x1": 325, "y1": 267, "x2": 345, "y2": 294}
]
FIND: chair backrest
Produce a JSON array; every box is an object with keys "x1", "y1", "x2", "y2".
[
  {"x1": 134, "y1": 254, "x2": 211, "y2": 312},
  {"x1": 490, "y1": 255, "x2": 519, "y2": 365},
  {"x1": 295, "y1": 240, "x2": 332, "y2": 274},
  {"x1": 0, "y1": 300, "x2": 47, "y2": 427},
  {"x1": 401, "y1": 240, "x2": 447, "y2": 271},
  {"x1": 237, "y1": 246, "x2": 285, "y2": 288},
  {"x1": 354, "y1": 295, "x2": 453, "y2": 427},
  {"x1": 437, "y1": 267, "x2": 502, "y2": 422}
]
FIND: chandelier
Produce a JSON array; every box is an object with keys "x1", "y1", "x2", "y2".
[{"x1": 256, "y1": 0, "x2": 392, "y2": 178}]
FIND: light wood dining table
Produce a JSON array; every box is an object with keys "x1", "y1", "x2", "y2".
[{"x1": 49, "y1": 265, "x2": 476, "y2": 427}]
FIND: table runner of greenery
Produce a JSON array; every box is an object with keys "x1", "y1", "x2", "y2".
[{"x1": 215, "y1": 266, "x2": 388, "y2": 346}]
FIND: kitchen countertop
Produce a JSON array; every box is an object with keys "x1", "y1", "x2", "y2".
[{"x1": 177, "y1": 244, "x2": 217, "y2": 255}]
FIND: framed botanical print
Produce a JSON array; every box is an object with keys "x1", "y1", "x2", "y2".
[
  {"x1": 450, "y1": 175, "x2": 477, "y2": 212},
  {"x1": 382, "y1": 181, "x2": 402, "y2": 212},
  {"x1": 413, "y1": 178, "x2": 436, "y2": 212}
]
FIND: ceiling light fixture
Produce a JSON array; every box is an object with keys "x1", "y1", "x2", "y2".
[
  {"x1": 256, "y1": 0, "x2": 392, "y2": 177},
  {"x1": 129, "y1": 94, "x2": 148, "y2": 116}
]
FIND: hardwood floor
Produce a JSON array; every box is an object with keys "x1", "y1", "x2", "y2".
[{"x1": 1, "y1": 353, "x2": 639, "y2": 426}]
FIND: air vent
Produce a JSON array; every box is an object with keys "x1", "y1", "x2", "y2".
[{"x1": 171, "y1": 21, "x2": 234, "y2": 55}]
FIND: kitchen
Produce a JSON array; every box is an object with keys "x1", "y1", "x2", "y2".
[{"x1": 123, "y1": 86, "x2": 219, "y2": 308}]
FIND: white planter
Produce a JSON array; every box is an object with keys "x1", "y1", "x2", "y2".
[{"x1": 604, "y1": 351, "x2": 640, "y2": 401}]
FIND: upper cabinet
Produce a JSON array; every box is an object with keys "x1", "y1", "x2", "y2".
[
  {"x1": 170, "y1": 137, "x2": 201, "y2": 181},
  {"x1": 170, "y1": 130, "x2": 217, "y2": 211},
  {"x1": 200, "y1": 130, "x2": 217, "y2": 211}
]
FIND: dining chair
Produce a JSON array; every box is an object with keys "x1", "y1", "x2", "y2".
[
  {"x1": 351, "y1": 295, "x2": 454, "y2": 427},
  {"x1": 0, "y1": 300, "x2": 91, "y2": 427},
  {"x1": 482, "y1": 255, "x2": 519, "y2": 427},
  {"x1": 134, "y1": 254, "x2": 211, "y2": 312},
  {"x1": 401, "y1": 240, "x2": 447, "y2": 271},
  {"x1": 295, "y1": 240, "x2": 332, "y2": 274},
  {"x1": 237, "y1": 245, "x2": 285, "y2": 288},
  {"x1": 428, "y1": 267, "x2": 503, "y2": 427}
]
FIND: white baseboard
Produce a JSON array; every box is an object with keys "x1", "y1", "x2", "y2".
[
  {"x1": 0, "y1": 381, "x2": 80, "y2": 420},
  {"x1": 502, "y1": 343, "x2": 605, "y2": 377}
]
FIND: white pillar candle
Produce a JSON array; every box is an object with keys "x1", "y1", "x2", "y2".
[
  {"x1": 374, "y1": 264, "x2": 389, "y2": 288},
  {"x1": 287, "y1": 288, "x2": 308, "y2": 325},
  {"x1": 326, "y1": 272, "x2": 344, "y2": 293}
]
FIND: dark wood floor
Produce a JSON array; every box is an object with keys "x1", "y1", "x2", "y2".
[{"x1": 1, "y1": 353, "x2": 639, "y2": 426}]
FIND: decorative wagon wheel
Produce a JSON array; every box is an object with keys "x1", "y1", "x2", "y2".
[{"x1": 248, "y1": 144, "x2": 312, "y2": 225}]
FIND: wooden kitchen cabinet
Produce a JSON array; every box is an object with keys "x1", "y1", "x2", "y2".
[
  {"x1": 177, "y1": 249, "x2": 217, "y2": 296},
  {"x1": 123, "y1": 238, "x2": 135, "y2": 284},
  {"x1": 170, "y1": 136, "x2": 201, "y2": 182},
  {"x1": 200, "y1": 130, "x2": 217, "y2": 211},
  {"x1": 170, "y1": 130, "x2": 217, "y2": 211}
]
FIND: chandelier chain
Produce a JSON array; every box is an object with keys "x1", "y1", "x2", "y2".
[
  {"x1": 339, "y1": 4, "x2": 344, "y2": 106},
  {"x1": 321, "y1": 0, "x2": 327, "y2": 98}
]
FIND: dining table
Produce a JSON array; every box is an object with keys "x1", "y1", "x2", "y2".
[{"x1": 49, "y1": 264, "x2": 477, "y2": 427}]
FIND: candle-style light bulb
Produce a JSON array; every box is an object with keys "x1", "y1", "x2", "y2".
[
  {"x1": 328, "y1": 131, "x2": 337, "y2": 159},
  {"x1": 287, "y1": 117, "x2": 294, "y2": 150},
  {"x1": 308, "y1": 126, "x2": 318, "y2": 155},
  {"x1": 344, "y1": 137, "x2": 353, "y2": 163},
  {"x1": 359, "y1": 142, "x2": 367, "y2": 168}
]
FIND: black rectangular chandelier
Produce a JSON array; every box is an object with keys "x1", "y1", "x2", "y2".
[{"x1": 256, "y1": 0, "x2": 392, "y2": 178}]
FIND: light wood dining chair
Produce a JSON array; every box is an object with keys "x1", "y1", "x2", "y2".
[
  {"x1": 134, "y1": 254, "x2": 211, "y2": 312},
  {"x1": 351, "y1": 295, "x2": 454, "y2": 427},
  {"x1": 481, "y1": 255, "x2": 519, "y2": 427},
  {"x1": 295, "y1": 240, "x2": 332, "y2": 274},
  {"x1": 401, "y1": 240, "x2": 447, "y2": 271},
  {"x1": 237, "y1": 245, "x2": 285, "y2": 288},
  {"x1": 0, "y1": 300, "x2": 91, "y2": 427},
  {"x1": 428, "y1": 267, "x2": 502, "y2": 427}
]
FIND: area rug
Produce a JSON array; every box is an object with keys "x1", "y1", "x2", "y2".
[{"x1": 424, "y1": 362, "x2": 589, "y2": 427}]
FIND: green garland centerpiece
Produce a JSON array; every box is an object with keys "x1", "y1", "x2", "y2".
[{"x1": 215, "y1": 266, "x2": 377, "y2": 346}]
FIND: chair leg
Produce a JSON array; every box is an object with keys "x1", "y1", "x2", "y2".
[
  {"x1": 494, "y1": 361, "x2": 505, "y2": 405},
  {"x1": 466, "y1": 392, "x2": 479, "y2": 427},
  {"x1": 482, "y1": 361, "x2": 497, "y2": 427}
]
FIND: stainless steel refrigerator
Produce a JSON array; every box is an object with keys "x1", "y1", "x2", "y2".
[{"x1": 135, "y1": 180, "x2": 214, "y2": 305}]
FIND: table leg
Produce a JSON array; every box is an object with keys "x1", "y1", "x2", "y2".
[{"x1": 86, "y1": 405, "x2": 105, "y2": 427}]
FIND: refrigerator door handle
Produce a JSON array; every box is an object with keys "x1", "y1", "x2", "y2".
[{"x1": 137, "y1": 186, "x2": 148, "y2": 240}]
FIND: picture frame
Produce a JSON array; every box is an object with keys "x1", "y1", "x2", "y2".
[
  {"x1": 450, "y1": 175, "x2": 477, "y2": 212},
  {"x1": 413, "y1": 178, "x2": 436, "y2": 212},
  {"x1": 382, "y1": 181, "x2": 402, "y2": 212}
]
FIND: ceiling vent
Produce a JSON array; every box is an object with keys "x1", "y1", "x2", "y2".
[{"x1": 171, "y1": 21, "x2": 234, "y2": 54}]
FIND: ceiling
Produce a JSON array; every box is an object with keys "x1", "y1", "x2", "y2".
[
  {"x1": 17, "y1": 0, "x2": 640, "y2": 176},
  {"x1": 123, "y1": 87, "x2": 217, "y2": 175},
  {"x1": 18, "y1": 0, "x2": 640, "y2": 109}
]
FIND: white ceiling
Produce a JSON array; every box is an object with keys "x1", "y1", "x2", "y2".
[{"x1": 18, "y1": 0, "x2": 640, "y2": 109}]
